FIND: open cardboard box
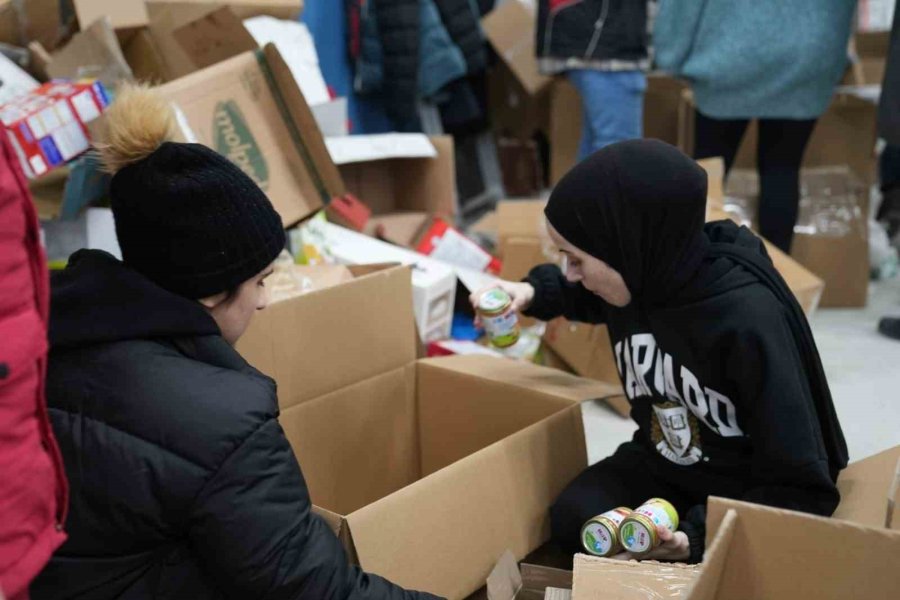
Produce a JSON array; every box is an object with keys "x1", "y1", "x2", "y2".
[
  {"x1": 568, "y1": 445, "x2": 900, "y2": 599},
  {"x1": 335, "y1": 135, "x2": 457, "y2": 221},
  {"x1": 155, "y1": 44, "x2": 344, "y2": 227},
  {"x1": 236, "y1": 263, "x2": 623, "y2": 599}
]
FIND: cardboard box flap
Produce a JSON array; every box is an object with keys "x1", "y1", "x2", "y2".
[
  {"x1": 701, "y1": 497, "x2": 900, "y2": 599},
  {"x1": 158, "y1": 46, "x2": 330, "y2": 226},
  {"x1": 571, "y1": 554, "x2": 700, "y2": 600},
  {"x1": 496, "y1": 200, "x2": 548, "y2": 251},
  {"x1": 416, "y1": 358, "x2": 591, "y2": 477},
  {"x1": 834, "y1": 444, "x2": 900, "y2": 527},
  {"x1": 681, "y1": 510, "x2": 737, "y2": 600},
  {"x1": 482, "y1": 0, "x2": 551, "y2": 96},
  {"x1": 346, "y1": 403, "x2": 586, "y2": 600},
  {"x1": 325, "y1": 133, "x2": 437, "y2": 165},
  {"x1": 262, "y1": 43, "x2": 345, "y2": 200},
  {"x1": 237, "y1": 265, "x2": 416, "y2": 409},
  {"x1": 172, "y1": 6, "x2": 257, "y2": 70},
  {"x1": 419, "y1": 356, "x2": 622, "y2": 406},
  {"x1": 281, "y1": 364, "x2": 418, "y2": 516},
  {"x1": 486, "y1": 551, "x2": 522, "y2": 600}
]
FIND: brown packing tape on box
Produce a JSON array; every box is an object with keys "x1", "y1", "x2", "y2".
[
  {"x1": 571, "y1": 554, "x2": 700, "y2": 599},
  {"x1": 481, "y1": 0, "x2": 552, "y2": 97},
  {"x1": 156, "y1": 44, "x2": 343, "y2": 227},
  {"x1": 238, "y1": 264, "x2": 622, "y2": 599}
]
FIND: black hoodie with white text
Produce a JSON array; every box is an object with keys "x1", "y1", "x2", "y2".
[{"x1": 526, "y1": 140, "x2": 848, "y2": 559}]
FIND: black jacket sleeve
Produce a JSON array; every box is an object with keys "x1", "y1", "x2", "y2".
[
  {"x1": 523, "y1": 264, "x2": 607, "y2": 324},
  {"x1": 680, "y1": 307, "x2": 841, "y2": 561},
  {"x1": 188, "y1": 419, "x2": 442, "y2": 600}
]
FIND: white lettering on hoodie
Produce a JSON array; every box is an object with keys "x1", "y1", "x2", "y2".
[{"x1": 615, "y1": 333, "x2": 743, "y2": 438}]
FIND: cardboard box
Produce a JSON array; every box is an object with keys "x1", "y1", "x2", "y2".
[
  {"x1": 322, "y1": 223, "x2": 459, "y2": 342},
  {"x1": 573, "y1": 499, "x2": 900, "y2": 598},
  {"x1": 845, "y1": 30, "x2": 890, "y2": 85},
  {"x1": 482, "y1": 0, "x2": 552, "y2": 97},
  {"x1": 718, "y1": 165, "x2": 864, "y2": 308},
  {"x1": 157, "y1": 45, "x2": 344, "y2": 227},
  {"x1": 484, "y1": 550, "x2": 573, "y2": 600},
  {"x1": 1, "y1": 80, "x2": 109, "y2": 178},
  {"x1": 572, "y1": 555, "x2": 699, "y2": 599},
  {"x1": 834, "y1": 444, "x2": 900, "y2": 528},
  {"x1": 236, "y1": 263, "x2": 622, "y2": 600},
  {"x1": 487, "y1": 60, "x2": 551, "y2": 143},
  {"x1": 332, "y1": 134, "x2": 457, "y2": 218},
  {"x1": 171, "y1": 6, "x2": 257, "y2": 70},
  {"x1": 644, "y1": 74, "x2": 689, "y2": 147}
]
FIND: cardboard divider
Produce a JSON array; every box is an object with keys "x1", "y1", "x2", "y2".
[
  {"x1": 236, "y1": 265, "x2": 416, "y2": 408},
  {"x1": 416, "y1": 360, "x2": 589, "y2": 477},
  {"x1": 679, "y1": 510, "x2": 738, "y2": 600},
  {"x1": 834, "y1": 444, "x2": 900, "y2": 527},
  {"x1": 347, "y1": 402, "x2": 587, "y2": 600},
  {"x1": 279, "y1": 364, "x2": 418, "y2": 516}
]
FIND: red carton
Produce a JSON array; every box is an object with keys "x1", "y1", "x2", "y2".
[
  {"x1": 1, "y1": 80, "x2": 110, "y2": 178},
  {"x1": 415, "y1": 216, "x2": 503, "y2": 274}
]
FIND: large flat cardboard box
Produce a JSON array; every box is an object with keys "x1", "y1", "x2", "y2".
[
  {"x1": 237, "y1": 264, "x2": 623, "y2": 600},
  {"x1": 482, "y1": 0, "x2": 552, "y2": 97},
  {"x1": 156, "y1": 45, "x2": 343, "y2": 227}
]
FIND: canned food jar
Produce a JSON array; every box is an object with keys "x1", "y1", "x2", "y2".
[
  {"x1": 581, "y1": 507, "x2": 632, "y2": 557},
  {"x1": 619, "y1": 498, "x2": 680, "y2": 556},
  {"x1": 477, "y1": 288, "x2": 520, "y2": 348}
]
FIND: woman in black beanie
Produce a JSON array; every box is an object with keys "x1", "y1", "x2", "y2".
[
  {"x1": 473, "y1": 139, "x2": 848, "y2": 564},
  {"x1": 34, "y1": 84, "x2": 439, "y2": 600}
]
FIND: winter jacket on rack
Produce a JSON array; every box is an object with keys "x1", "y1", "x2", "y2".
[
  {"x1": 32, "y1": 249, "x2": 441, "y2": 600},
  {"x1": 536, "y1": 0, "x2": 652, "y2": 75},
  {"x1": 0, "y1": 127, "x2": 68, "y2": 600}
]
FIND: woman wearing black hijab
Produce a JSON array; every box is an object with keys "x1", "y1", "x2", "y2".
[{"x1": 474, "y1": 139, "x2": 848, "y2": 563}]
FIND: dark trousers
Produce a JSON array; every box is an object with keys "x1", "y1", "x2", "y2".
[
  {"x1": 550, "y1": 442, "x2": 703, "y2": 554},
  {"x1": 693, "y1": 111, "x2": 817, "y2": 253}
]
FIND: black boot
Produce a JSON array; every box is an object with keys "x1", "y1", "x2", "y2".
[{"x1": 878, "y1": 317, "x2": 900, "y2": 341}]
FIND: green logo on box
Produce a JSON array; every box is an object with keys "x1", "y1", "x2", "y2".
[{"x1": 213, "y1": 100, "x2": 269, "y2": 190}]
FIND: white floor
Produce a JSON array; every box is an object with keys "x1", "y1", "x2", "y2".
[{"x1": 582, "y1": 276, "x2": 900, "y2": 465}]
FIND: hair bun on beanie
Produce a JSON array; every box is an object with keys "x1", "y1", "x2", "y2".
[
  {"x1": 101, "y1": 82, "x2": 286, "y2": 300},
  {"x1": 97, "y1": 83, "x2": 177, "y2": 174}
]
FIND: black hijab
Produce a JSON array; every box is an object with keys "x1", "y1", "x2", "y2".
[
  {"x1": 544, "y1": 139, "x2": 711, "y2": 307},
  {"x1": 544, "y1": 139, "x2": 848, "y2": 478}
]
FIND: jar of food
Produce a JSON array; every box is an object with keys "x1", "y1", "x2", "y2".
[
  {"x1": 477, "y1": 288, "x2": 520, "y2": 348},
  {"x1": 619, "y1": 498, "x2": 680, "y2": 556},
  {"x1": 581, "y1": 507, "x2": 632, "y2": 557}
]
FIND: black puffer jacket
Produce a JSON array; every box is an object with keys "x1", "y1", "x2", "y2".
[
  {"x1": 33, "y1": 250, "x2": 439, "y2": 600},
  {"x1": 536, "y1": 0, "x2": 651, "y2": 75}
]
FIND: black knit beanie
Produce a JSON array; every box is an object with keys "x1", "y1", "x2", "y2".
[{"x1": 110, "y1": 141, "x2": 286, "y2": 299}]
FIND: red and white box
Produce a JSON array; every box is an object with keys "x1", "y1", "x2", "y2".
[
  {"x1": 1, "y1": 80, "x2": 110, "y2": 178},
  {"x1": 415, "y1": 216, "x2": 503, "y2": 275}
]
